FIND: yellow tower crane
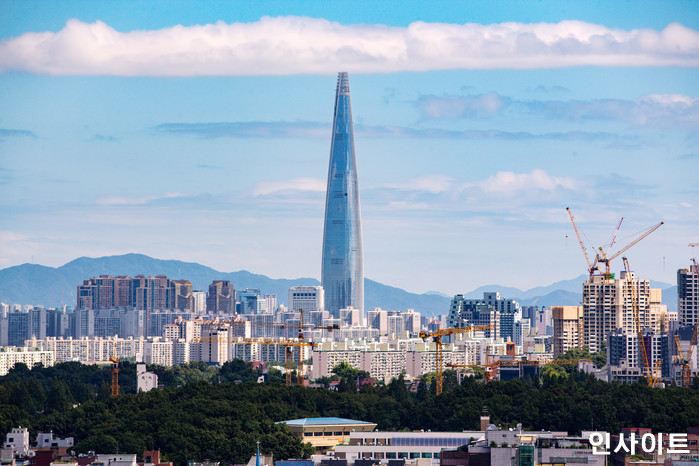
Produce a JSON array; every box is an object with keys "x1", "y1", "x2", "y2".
[
  {"x1": 623, "y1": 257, "x2": 661, "y2": 387},
  {"x1": 419, "y1": 324, "x2": 495, "y2": 395},
  {"x1": 197, "y1": 311, "x2": 337, "y2": 386},
  {"x1": 674, "y1": 325, "x2": 698, "y2": 388},
  {"x1": 109, "y1": 356, "x2": 120, "y2": 397}
]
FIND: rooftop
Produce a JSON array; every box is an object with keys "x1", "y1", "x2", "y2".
[{"x1": 280, "y1": 417, "x2": 374, "y2": 426}]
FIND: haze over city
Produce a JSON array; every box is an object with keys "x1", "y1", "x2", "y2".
[{"x1": 1, "y1": 0, "x2": 697, "y2": 295}]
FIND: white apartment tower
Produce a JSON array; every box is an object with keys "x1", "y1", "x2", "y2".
[
  {"x1": 582, "y1": 270, "x2": 658, "y2": 353},
  {"x1": 289, "y1": 286, "x2": 325, "y2": 313}
]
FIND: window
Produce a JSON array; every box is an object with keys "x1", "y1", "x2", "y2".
[
  {"x1": 386, "y1": 453, "x2": 396, "y2": 459},
  {"x1": 398, "y1": 453, "x2": 408, "y2": 459},
  {"x1": 421, "y1": 453, "x2": 432, "y2": 458}
]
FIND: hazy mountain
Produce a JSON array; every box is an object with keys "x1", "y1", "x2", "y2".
[
  {"x1": 0, "y1": 253, "x2": 678, "y2": 315},
  {"x1": 518, "y1": 290, "x2": 583, "y2": 307},
  {"x1": 462, "y1": 274, "x2": 677, "y2": 311},
  {"x1": 0, "y1": 253, "x2": 449, "y2": 315}
]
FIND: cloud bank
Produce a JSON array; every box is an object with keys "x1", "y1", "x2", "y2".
[
  {"x1": 155, "y1": 121, "x2": 631, "y2": 142},
  {"x1": 418, "y1": 92, "x2": 699, "y2": 128},
  {"x1": 1, "y1": 17, "x2": 697, "y2": 76}
]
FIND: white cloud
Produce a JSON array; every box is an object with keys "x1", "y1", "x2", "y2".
[
  {"x1": 1, "y1": 18, "x2": 697, "y2": 76},
  {"x1": 464, "y1": 169, "x2": 579, "y2": 196},
  {"x1": 416, "y1": 92, "x2": 699, "y2": 128},
  {"x1": 96, "y1": 192, "x2": 187, "y2": 205},
  {"x1": 384, "y1": 175, "x2": 455, "y2": 194},
  {"x1": 418, "y1": 93, "x2": 507, "y2": 119},
  {"x1": 253, "y1": 177, "x2": 326, "y2": 196},
  {"x1": 640, "y1": 94, "x2": 697, "y2": 107}
]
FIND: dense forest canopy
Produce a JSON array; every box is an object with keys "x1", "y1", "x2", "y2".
[{"x1": 1, "y1": 360, "x2": 697, "y2": 466}]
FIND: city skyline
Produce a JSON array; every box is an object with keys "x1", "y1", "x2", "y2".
[{"x1": 0, "y1": 1, "x2": 697, "y2": 296}]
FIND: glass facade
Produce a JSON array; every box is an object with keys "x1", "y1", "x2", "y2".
[
  {"x1": 321, "y1": 72, "x2": 364, "y2": 315},
  {"x1": 392, "y1": 437, "x2": 472, "y2": 447}
]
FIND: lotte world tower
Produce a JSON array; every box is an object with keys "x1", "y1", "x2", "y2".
[{"x1": 321, "y1": 72, "x2": 364, "y2": 316}]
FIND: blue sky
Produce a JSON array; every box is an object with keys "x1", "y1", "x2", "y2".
[{"x1": 1, "y1": 0, "x2": 698, "y2": 297}]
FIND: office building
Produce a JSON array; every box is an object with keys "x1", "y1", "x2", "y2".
[
  {"x1": 289, "y1": 286, "x2": 324, "y2": 313},
  {"x1": 449, "y1": 292, "x2": 518, "y2": 339},
  {"x1": 321, "y1": 72, "x2": 364, "y2": 316},
  {"x1": 448, "y1": 296, "x2": 499, "y2": 340},
  {"x1": 238, "y1": 288, "x2": 268, "y2": 315}
]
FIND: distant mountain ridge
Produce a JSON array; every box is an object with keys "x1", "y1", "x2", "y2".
[
  {"x1": 0, "y1": 253, "x2": 451, "y2": 315},
  {"x1": 0, "y1": 253, "x2": 677, "y2": 314}
]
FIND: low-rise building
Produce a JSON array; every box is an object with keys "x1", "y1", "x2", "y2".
[{"x1": 278, "y1": 418, "x2": 377, "y2": 451}]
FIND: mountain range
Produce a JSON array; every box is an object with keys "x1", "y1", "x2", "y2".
[{"x1": 0, "y1": 253, "x2": 677, "y2": 315}]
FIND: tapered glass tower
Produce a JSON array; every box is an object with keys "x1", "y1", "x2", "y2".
[{"x1": 321, "y1": 72, "x2": 364, "y2": 316}]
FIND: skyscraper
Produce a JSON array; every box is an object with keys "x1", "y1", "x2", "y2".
[
  {"x1": 321, "y1": 72, "x2": 364, "y2": 316},
  {"x1": 678, "y1": 265, "x2": 699, "y2": 326}
]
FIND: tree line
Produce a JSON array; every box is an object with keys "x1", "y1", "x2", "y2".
[{"x1": 0, "y1": 360, "x2": 696, "y2": 465}]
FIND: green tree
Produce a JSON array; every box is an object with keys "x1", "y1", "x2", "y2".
[{"x1": 46, "y1": 378, "x2": 74, "y2": 413}]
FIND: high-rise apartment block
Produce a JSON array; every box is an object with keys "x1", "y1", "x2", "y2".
[
  {"x1": 207, "y1": 280, "x2": 234, "y2": 315},
  {"x1": 289, "y1": 286, "x2": 324, "y2": 313},
  {"x1": 582, "y1": 271, "x2": 663, "y2": 353},
  {"x1": 77, "y1": 275, "x2": 191, "y2": 312},
  {"x1": 552, "y1": 306, "x2": 583, "y2": 357},
  {"x1": 366, "y1": 308, "x2": 388, "y2": 334},
  {"x1": 192, "y1": 290, "x2": 206, "y2": 314},
  {"x1": 678, "y1": 266, "x2": 699, "y2": 326},
  {"x1": 321, "y1": 72, "x2": 364, "y2": 316}
]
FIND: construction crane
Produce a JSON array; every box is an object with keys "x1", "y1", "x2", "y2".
[
  {"x1": 566, "y1": 207, "x2": 663, "y2": 279},
  {"x1": 690, "y1": 243, "x2": 699, "y2": 274},
  {"x1": 419, "y1": 324, "x2": 495, "y2": 395},
  {"x1": 674, "y1": 325, "x2": 698, "y2": 388},
  {"x1": 238, "y1": 338, "x2": 318, "y2": 386},
  {"x1": 609, "y1": 217, "x2": 624, "y2": 248},
  {"x1": 597, "y1": 221, "x2": 663, "y2": 279},
  {"x1": 566, "y1": 207, "x2": 598, "y2": 277},
  {"x1": 195, "y1": 334, "x2": 318, "y2": 386},
  {"x1": 447, "y1": 359, "x2": 594, "y2": 383},
  {"x1": 109, "y1": 356, "x2": 120, "y2": 397},
  {"x1": 197, "y1": 311, "x2": 337, "y2": 386},
  {"x1": 623, "y1": 257, "x2": 660, "y2": 387}
]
